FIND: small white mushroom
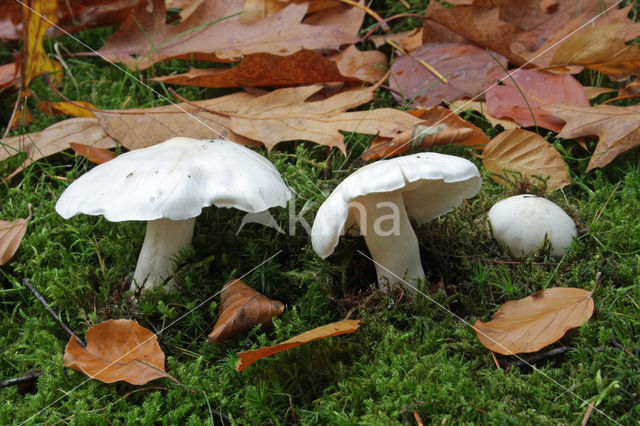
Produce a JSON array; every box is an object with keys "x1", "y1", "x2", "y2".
[
  {"x1": 56, "y1": 137, "x2": 291, "y2": 293},
  {"x1": 311, "y1": 152, "x2": 482, "y2": 293},
  {"x1": 487, "y1": 194, "x2": 577, "y2": 258}
]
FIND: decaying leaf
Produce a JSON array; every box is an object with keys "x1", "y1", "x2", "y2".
[
  {"x1": 362, "y1": 106, "x2": 488, "y2": 161},
  {"x1": 0, "y1": 62, "x2": 18, "y2": 91},
  {"x1": 153, "y1": 46, "x2": 387, "y2": 88},
  {"x1": 229, "y1": 85, "x2": 423, "y2": 153},
  {"x1": 389, "y1": 43, "x2": 508, "y2": 108},
  {"x1": 544, "y1": 104, "x2": 640, "y2": 172},
  {"x1": 69, "y1": 142, "x2": 117, "y2": 164},
  {"x1": 98, "y1": 0, "x2": 357, "y2": 69},
  {"x1": 208, "y1": 280, "x2": 285, "y2": 344},
  {"x1": 473, "y1": 287, "x2": 594, "y2": 355},
  {"x1": 37, "y1": 100, "x2": 98, "y2": 118},
  {"x1": 481, "y1": 129, "x2": 570, "y2": 191},
  {"x1": 449, "y1": 100, "x2": 520, "y2": 130},
  {"x1": 64, "y1": 319, "x2": 173, "y2": 385},
  {"x1": 236, "y1": 319, "x2": 362, "y2": 371},
  {"x1": 0, "y1": 209, "x2": 32, "y2": 265},
  {"x1": 240, "y1": 0, "x2": 342, "y2": 24},
  {"x1": 485, "y1": 69, "x2": 589, "y2": 132}
]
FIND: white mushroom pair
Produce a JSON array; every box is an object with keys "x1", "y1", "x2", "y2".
[
  {"x1": 56, "y1": 137, "x2": 291, "y2": 293},
  {"x1": 311, "y1": 153, "x2": 482, "y2": 293}
]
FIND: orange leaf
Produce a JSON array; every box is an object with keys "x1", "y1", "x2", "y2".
[
  {"x1": 473, "y1": 288, "x2": 594, "y2": 355},
  {"x1": 69, "y1": 142, "x2": 117, "y2": 164},
  {"x1": 37, "y1": 100, "x2": 97, "y2": 118},
  {"x1": 485, "y1": 69, "x2": 589, "y2": 132},
  {"x1": 64, "y1": 319, "x2": 173, "y2": 385},
  {"x1": 481, "y1": 129, "x2": 570, "y2": 191},
  {"x1": 236, "y1": 319, "x2": 362, "y2": 371},
  {"x1": 208, "y1": 280, "x2": 285, "y2": 344},
  {"x1": 0, "y1": 209, "x2": 32, "y2": 265}
]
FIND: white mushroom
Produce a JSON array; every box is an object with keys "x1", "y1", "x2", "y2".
[
  {"x1": 56, "y1": 137, "x2": 291, "y2": 293},
  {"x1": 311, "y1": 153, "x2": 482, "y2": 292},
  {"x1": 487, "y1": 194, "x2": 577, "y2": 258}
]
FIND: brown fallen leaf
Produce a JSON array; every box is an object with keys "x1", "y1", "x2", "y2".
[
  {"x1": 69, "y1": 142, "x2": 117, "y2": 164},
  {"x1": 236, "y1": 319, "x2": 362, "y2": 371},
  {"x1": 481, "y1": 129, "x2": 570, "y2": 192},
  {"x1": 229, "y1": 85, "x2": 423, "y2": 153},
  {"x1": 544, "y1": 104, "x2": 640, "y2": 172},
  {"x1": 550, "y1": 24, "x2": 640, "y2": 80},
  {"x1": 0, "y1": 62, "x2": 18, "y2": 91},
  {"x1": 485, "y1": 69, "x2": 589, "y2": 132},
  {"x1": 582, "y1": 87, "x2": 617, "y2": 100},
  {"x1": 449, "y1": 100, "x2": 520, "y2": 130},
  {"x1": 389, "y1": 43, "x2": 508, "y2": 108},
  {"x1": 473, "y1": 287, "x2": 594, "y2": 355},
  {"x1": 98, "y1": 0, "x2": 357, "y2": 69},
  {"x1": 37, "y1": 100, "x2": 98, "y2": 118},
  {"x1": 153, "y1": 46, "x2": 387, "y2": 88},
  {"x1": 64, "y1": 319, "x2": 174, "y2": 385},
  {"x1": 240, "y1": 0, "x2": 342, "y2": 24},
  {"x1": 0, "y1": 208, "x2": 32, "y2": 265},
  {"x1": 208, "y1": 280, "x2": 284, "y2": 343},
  {"x1": 362, "y1": 106, "x2": 488, "y2": 161}
]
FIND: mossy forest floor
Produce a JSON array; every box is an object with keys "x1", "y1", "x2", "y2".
[{"x1": 1, "y1": 3, "x2": 639, "y2": 424}]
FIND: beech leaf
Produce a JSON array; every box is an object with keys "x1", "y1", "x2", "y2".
[
  {"x1": 64, "y1": 319, "x2": 173, "y2": 385},
  {"x1": 485, "y1": 69, "x2": 589, "y2": 132},
  {"x1": 473, "y1": 288, "x2": 594, "y2": 355},
  {"x1": 208, "y1": 280, "x2": 285, "y2": 344},
  {"x1": 69, "y1": 142, "x2": 117, "y2": 164},
  {"x1": 449, "y1": 100, "x2": 520, "y2": 130},
  {"x1": 481, "y1": 129, "x2": 570, "y2": 191},
  {"x1": 236, "y1": 319, "x2": 362, "y2": 371},
  {"x1": 544, "y1": 104, "x2": 640, "y2": 172},
  {"x1": 0, "y1": 209, "x2": 32, "y2": 265}
]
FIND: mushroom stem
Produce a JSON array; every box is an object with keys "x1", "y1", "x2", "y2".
[
  {"x1": 131, "y1": 217, "x2": 196, "y2": 292},
  {"x1": 355, "y1": 191, "x2": 425, "y2": 293}
]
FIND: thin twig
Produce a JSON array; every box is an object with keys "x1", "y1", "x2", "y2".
[
  {"x1": 360, "y1": 13, "x2": 426, "y2": 41},
  {"x1": 387, "y1": 40, "x2": 447, "y2": 84},
  {"x1": 338, "y1": 0, "x2": 390, "y2": 32},
  {"x1": 594, "y1": 181, "x2": 621, "y2": 223},
  {"x1": 23, "y1": 278, "x2": 86, "y2": 347},
  {"x1": 589, "y1": 272, "x2": 601, "y2": 298},
  {"x1": 507, "y1": 346, "x2": 576, "y2": 368},
  {"x1": 0, "y1": 369, "x2": 44, "y2": 389}
]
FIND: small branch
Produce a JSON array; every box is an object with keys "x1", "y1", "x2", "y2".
[
  {"x1": 508, "y1": 346, "x2": 576, "y2": 368},
  {"x1": 609, "y1": 336, "x2": 637, "y2": 358},
  {"x1": 0, "y1": 369, "x2": 43, "y2": 389},
  {"x1": 588, "y1": 272, "x2": 601, "y2": 298},
  {"x1": 360, "y1": 13, "x2": 426, "y2": 41},
  {"x1": 23, "y1": 278, "x2": 86, "y2": 347},
  {"x1": 338, "y1": 0, "x2": 389, "y2": 32}
]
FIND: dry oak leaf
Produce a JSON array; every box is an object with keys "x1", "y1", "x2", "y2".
[
  {"x1": 550, "y1": 24, "x2": 640, "y2": 81},
  {"x1": 362, "y1": 106, "x2": 488, "y2": 161},
  {"x1": 64, "y1": 319, "x2": 174, "y2": 385},
  {"x1": 236, "y1": 319, "x2": 362, "y2": 371},
  {"x1": 389, "y1": 43, "x2": 508, "y2": 109},
  {"x1": 98, "y1": 0, "x2": 357, "y2": 69},
  {"x1": 229, "y1": 85, "x2": 424, "y2": 153},
  {"x1": 0, "y1": 209, "x2": 32, "y2": 265},
  {"x1": 153, "y1": 46, "x2": 387, "y2": 88},
  {"x1": 69, "y1": 142, "x2": 117, "y2": 164},
  {"x1": 482, "y1": 129, "x2": 570, "y2": 191},
  {"x1": 240, "y1": 0, "x2": 343, "y2": 24},
  {"x1": 449, "y1": 100, "x2": 520, "y2": 130},
  {"x1": 473, "y1": 287, "x2": 594, "y2": 355},
  {"x1": 544, "y1": 104, "x2": 640, "y2": 172},
  {"x1": 485, "y1": 69, "x2": 589, "y2": 132},
  {"x1": 208, "y1": 279, "x2": 284, "y2": 343}
]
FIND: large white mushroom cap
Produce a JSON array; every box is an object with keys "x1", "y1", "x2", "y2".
[
  {"x1": 312, "y1": 152, "x2": 482, "y2": 258},
  {"x1": 488, "y1": 194, "x2": 577, "y2": 258},
  {"x1": 56, "y1": 137, "x2": 291, "y2": 220}
]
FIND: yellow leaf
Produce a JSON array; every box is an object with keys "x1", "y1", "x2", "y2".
[{"x1": 37, "y1": 100, "x2": 97, "y2": 118}]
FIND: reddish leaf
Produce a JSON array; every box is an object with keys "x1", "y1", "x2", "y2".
[
  {"x1": 389, "y1": 43, "x2": 508, "y2": 108},
  {"x1": 485, "y1": 69, "x2": 589, "y2": 132},
  {"x1": 69, "y1": 142, "x2": 117, "y2": 164},
  {"x1": 64, "y1": 319, "x2": 173, "y2": 385},
  {"x1": 473, "y1": 288, "x2": 594, "y2": 355},
  {"x1": 236, "y1": 319, "x2": 362, "y2": 371},
  {"x1": 208, "y1": 280, "x2": 284, "y2": 344},
  {"x1": 0, "y1": 209, "x2": 32, "y2": 265}
]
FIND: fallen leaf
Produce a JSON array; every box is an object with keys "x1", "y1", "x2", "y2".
[
  {"x1": 582, "y1": 87, "x2": 617, "y2": 100},
  {"x1": 37, "y1": 100, "x2": 98, "y2": 117},
  {"x1": 370, "y1": 28, "x2": 419, "y2": 49},
  {"x1": 550, "y1": 24, "x2": 640, "y2": 80},
  {"x1": 0, "y1": 209, "x2": 32, "y2": 265},
  {"x1": 236, "y1": 319, "x2": 362, "y2": 371},
  {"x1": 473, "y1": 287, "x2": 594, "y2": 355},
  {"x1": 69, "y1": 142, "x2": 117, "y2": 164},
  {"x1": 64, "y1": 319, "x2": 173, "y2": 385},
  {"x1": 208, "y1": 280, "x2": 284, "y2": 343},
  {"x1": 485, "y1": 69, "x2": 589, "y2": 132},
  {"x1": 481, "y1": 129, "x2": 570, "y2": 191},
  {"x1": 240, "y1": 0, "x2": 341, "y2": 23},
  {"x1": 302, "y1": 0, "x2": 365, "y2": 37},
  {"x1": 229, "y1": 85, "x2": 423, "y2": 153},
  {"x1": 98, "y1": 0, "x2": 357, "y2": 69},
  {"x1": 389, "y1": 43, "x2": 508, "y2": 108},
  {"x1": 544, "y1": 104, "x2": 640, "y2": 172},
  {"x1": 362, "y1": 106, "x2": 488, "y2": 161},
  {"x1": 153, "y1": 46, "x2": 387, "y2": 88},
  {"x1": 449, "y1": 100, "x2": 520, "y2": 130},
  {"x1": 0, "y1": 62, "x2": 18, "y2": 91}
]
